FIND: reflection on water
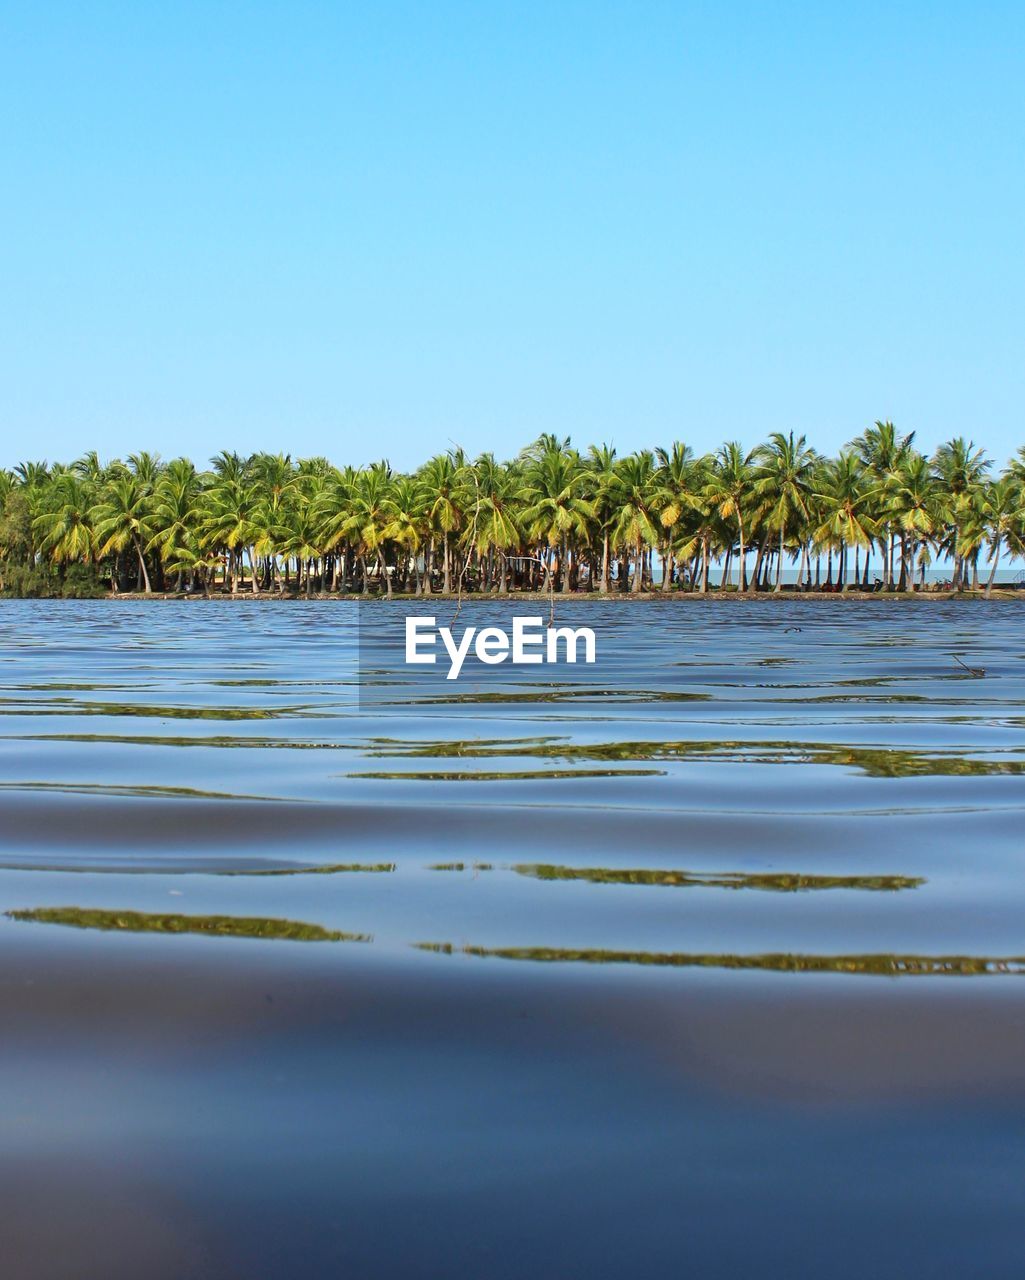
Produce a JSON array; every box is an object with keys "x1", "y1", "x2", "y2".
[
  {"x1": 513, "y1": 865, "x2": 924, "y2": 891},
  {"x1": 416, "y1": 687, "x2": 713, "y2": 703},
  {"x1": 8, "y1": 906, "x2": 368, "y2": 942},
  {"x1": 2, "y1": 599, "x2": 1025, "y2": 1277},
  {"x1": 429, "y1": 861, "x2": 494, "y2": 872},
  {"x1": 418, "y1": 941, "x2": 1025, "y2": 976},
  {"x1": 351, "y1": 766, "x2": 665, "y2": 780},
  {"x1": 0, "y1": 700, "x2": 311, "y2": 719},
  {"x1": 0, "y1": 780, "x2": 284, "y2": 800},
  {"x1": 362, "y1": 736, "x2": 1025, "y2": 777},
  {"x1": 219, "y1": 862, "x2": 396, "y2": 877}
]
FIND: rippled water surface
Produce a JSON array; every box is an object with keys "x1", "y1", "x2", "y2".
[{"x1": 2, "y1": 599, "x2": 1025, "y2": 1278}]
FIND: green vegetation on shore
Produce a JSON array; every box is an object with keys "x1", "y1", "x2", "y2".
[{"x1": 2, "y1": 424, "x2": 1023, "y2": 598}]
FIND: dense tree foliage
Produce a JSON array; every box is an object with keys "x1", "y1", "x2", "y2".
[{"x1": 3, "y1": 425, "x2": 1024, "y2": 596}]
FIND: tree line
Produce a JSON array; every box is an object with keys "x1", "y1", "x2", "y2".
[{"x1": 1, "y1": 423, "x2": 1023, "y2": 598}]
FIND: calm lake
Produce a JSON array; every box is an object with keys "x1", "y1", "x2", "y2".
[{"x1": 2, "y1": 599, "x2": 1024, "y2": 1278}]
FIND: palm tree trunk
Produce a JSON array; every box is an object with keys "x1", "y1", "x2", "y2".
[
  {"x1": 661, "y1": 547, "x2": 674, "y2": 593},
  {"x1": 774, "y1": 528, "x2": 784, "y2": 592},
  {"x1": 442, "y1": 533, "x2": 452, "y2": 594},
  {"x1": 750, "y1": 539, "x2": 765, "y2": 594},
  {"x1": 985, "y1": 543, "x2": 1001, "y2": 597},
  {"x1": 600, "y1": 532, "x2": 610, "y2": 594},
  {"x1": 632, "y1": 539, "x2": 644, "y2": 593},
  {"x1": 561, "y1": 536, "x2": 572, "y2": 595},
  {"x1": 133, "y1": 537, "x2": 152, "y2": 594}
]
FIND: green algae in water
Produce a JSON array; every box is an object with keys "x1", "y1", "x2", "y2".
[{"x1": 7, "y1": 907, "x2": 368, "y2": 943}]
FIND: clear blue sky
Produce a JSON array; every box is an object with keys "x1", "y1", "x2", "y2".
[{"x1": 1, "y1": 1, "x2": 1023, "y2": 471}]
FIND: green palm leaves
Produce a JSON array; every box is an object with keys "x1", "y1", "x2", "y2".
[{"x1": 1, "y1": 431, "x2": 1024, "y2": 595}]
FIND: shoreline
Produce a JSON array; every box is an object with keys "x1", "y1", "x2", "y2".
[{"x1": 17, "y1": 587, "x2": 1023, "y2": 603}]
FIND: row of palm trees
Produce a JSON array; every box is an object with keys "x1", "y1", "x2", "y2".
[{"x1": 2, "y1": 425, "x2": 1024, "y2": 597}]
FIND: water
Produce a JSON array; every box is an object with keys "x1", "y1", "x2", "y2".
[{"x1": 2, "y1": 598, "x2": 1024, "y2": 1278}]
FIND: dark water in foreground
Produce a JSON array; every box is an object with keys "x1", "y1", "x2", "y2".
[{"x1": 2, "y1": 599, "x2": 1025, "y2": 1278}]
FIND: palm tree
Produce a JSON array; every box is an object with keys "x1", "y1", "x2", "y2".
[
  {"x1": 384, "y1": 474, "x2": 429, "y2": 593},
  {"x1": 469, "y1": 454, "x2": 521, "y2": 593},
  {"x1": 329, "y1": 462, "x2": 395, "y2": 596},
  {"x1": 979, "y1": 476, "x2": 1021, "y2": 597},
  {"x1": 278, "y1": 487, "x2": 326, "y2": 596},
  {"x1": 420, "y1": 451, "x2": 467, "y2": 593},
  {"x1": 201, "y1": 459, "x2": 261, "y2": 594},
  {"x1": 92, "y1": 475, "x2": 155, "y2": 592},
  {"x1": 609, "y1": 452, "x2": 659, "y2": 594},
  {"x1": 851, "y1": 421, "x2": 916, "y2": 587},
  {"x1": 751, "y1": 432, "x2": 818, "y2": 592},
  {"x1": 0, "y1": 474, "x2": 35, "y2": 583},
  {"x1": 583, "y1": 444, "x2": 619, "y2": 593},
  {"x1": 812, "y1": 453, "x2": 876, "y2": 590},
  {"x1": 886, "y1": 451, "x2": 940, "y2": 590},
  {"x1": 72, "y1": 451, "x2": 106, "y2": 484},
  {"x1": 654, "y1": 443, "x2": 705, "y2": 592},
  {"x1": 148, "y1": 459, "x2": 205, "y2": 590},
  {"x1": 931, "y1": 438, "x2": 991, "y2": 590},
  {"x1": 6, "y1": 430, "x2": 1025, "y2": 598},
  {"x1": 522, "y1": 445, "x2": 594, "y2": 594},
  {"x1": 249, "y1": 453, "x2": 298, "y2": 591},
  {"x1": 14, "y1": 461, "x2": 51, "y2": 492},
  {"x1": 32, "y1": 473, "x2": 96, "y2": 569},
  {"x1": 127, "y1": 451, "x2": 163, "y2": 488},
  {"x1": 704, "y1": 442, "x2": 754, "y2": 591}
]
